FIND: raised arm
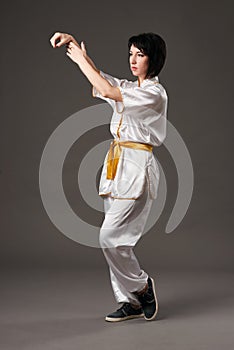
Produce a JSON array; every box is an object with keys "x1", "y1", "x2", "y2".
[{"x1": 49, "y1": 32, "x2": 122, "y2": 102}]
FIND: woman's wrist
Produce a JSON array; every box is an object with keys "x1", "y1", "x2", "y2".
[
  {"x1": 70, "y1": 35, "x2": 79, "y2": 46},
  {"x1": 75, "y1": 53, "x2": 87, "y2": 67}
]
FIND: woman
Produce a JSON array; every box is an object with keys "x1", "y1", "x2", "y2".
[{"x1": 50, "y1": 31, "x2": 168, "y2": 322}]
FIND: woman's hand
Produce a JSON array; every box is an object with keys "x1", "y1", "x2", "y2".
[
  {"x1": 50, "y1": 32, "x2": 77, "y2": 48},
  {"x1": 66, "y1": 41, "x2": 87, "y2": 65},
  {"x1": 49, "y1": 32, "x2": 87, "y2": 65},
  {"x1": 49, "y1": 31, "x2": 110, "y2": 95}
]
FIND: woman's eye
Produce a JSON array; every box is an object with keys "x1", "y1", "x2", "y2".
[{"x1": 129, "y1": 53, "x2": 144, "y2": 57}]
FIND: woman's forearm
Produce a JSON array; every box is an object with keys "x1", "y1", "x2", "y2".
[
  {"x1": 68, "y1": 43, "x2": 122, "y2": 101},
  {"x1": 49, "y1": 33, "x2": 120, "y2": 99},
  {"x1": 76, "y1": 55, "x2": 111, "y2": 96},
  {"x1": 70, "y1": 35, "x2": 99, "y2": 72},
  {"x1": 85, "y1": 55, "x2": 99, "y2": 73}
]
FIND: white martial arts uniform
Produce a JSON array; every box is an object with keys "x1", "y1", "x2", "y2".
[{"x1": 92, "y1": 70, "x2": 168, "y2": 306}]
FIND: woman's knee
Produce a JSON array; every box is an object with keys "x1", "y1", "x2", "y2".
[{"x1": 99, "y1": 226, "x2": 114, "y2": 248}]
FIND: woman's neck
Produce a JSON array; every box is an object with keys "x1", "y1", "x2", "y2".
[{"x1": 137, "y1": 74, "x2": 148, "y2": 87}]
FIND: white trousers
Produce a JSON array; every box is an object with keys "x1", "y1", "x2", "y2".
[{"x1": 99, "y1": 184, "x2": 153, "y2": 306}]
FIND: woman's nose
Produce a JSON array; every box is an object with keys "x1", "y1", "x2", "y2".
[{"x1": 130, "y1": 56, "x2": 137, "y2": 64}]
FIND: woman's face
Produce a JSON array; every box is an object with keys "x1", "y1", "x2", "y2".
[{"x1": 129, "y1": 44, "x2": 149, "y2": 80}]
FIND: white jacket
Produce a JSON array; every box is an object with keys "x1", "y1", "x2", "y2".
[{"x1": 92, "y1": 70, "x2": 168, "y2": 200}]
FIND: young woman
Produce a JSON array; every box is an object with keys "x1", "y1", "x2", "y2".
[{"x1": 50, "y1": 31, "x2": 168, "y2": 322}]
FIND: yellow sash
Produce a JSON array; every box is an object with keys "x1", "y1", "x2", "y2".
[{"x1": 106, "y1": 139, "x2": 153, "y2": 180}]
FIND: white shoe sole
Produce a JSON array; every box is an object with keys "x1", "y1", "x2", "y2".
[
  {"x1": 105, "y1": 313, "x2": 144, "y2": 322},
  {"x1": 144, "y1": 277, "x2": 159, "y2": 321}
]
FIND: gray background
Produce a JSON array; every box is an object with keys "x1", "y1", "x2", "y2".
[
  {"x1": 1, "y1": 1, "x2": 234, "y2": 349},
  {"x1": 1, "y1": 0, "x2": 233, "y2": 270}
]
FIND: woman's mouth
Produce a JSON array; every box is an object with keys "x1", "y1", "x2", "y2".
[{"x1": 131, "y1": 67, "x2": 137, "y2": 70}]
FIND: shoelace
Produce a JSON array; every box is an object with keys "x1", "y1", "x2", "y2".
[
  {"x1": 117, "y1": 302, "x2": 141, "y2": 316},
  {"x1": 137, "y1": 288, "x2": 154, "y2": 305},
  {"x1": 117, "y1": 302, "x2": 131, "y2": 312}
]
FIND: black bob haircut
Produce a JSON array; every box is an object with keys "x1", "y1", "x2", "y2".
[{"x1": 128, "y1": 32, "x2": 167, "y2": 78}]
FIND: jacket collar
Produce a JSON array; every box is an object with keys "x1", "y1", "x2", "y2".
[{"x1": 137, "y1": 76, "x2": 159, "y2": 87}]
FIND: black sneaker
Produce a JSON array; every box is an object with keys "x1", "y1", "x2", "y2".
[
  {"x1": 105, "y1": 302, "x2": 144, "y2": 322},
  {"x1": 134, "y1": 277, "x2": 158, "y2": 321}
]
